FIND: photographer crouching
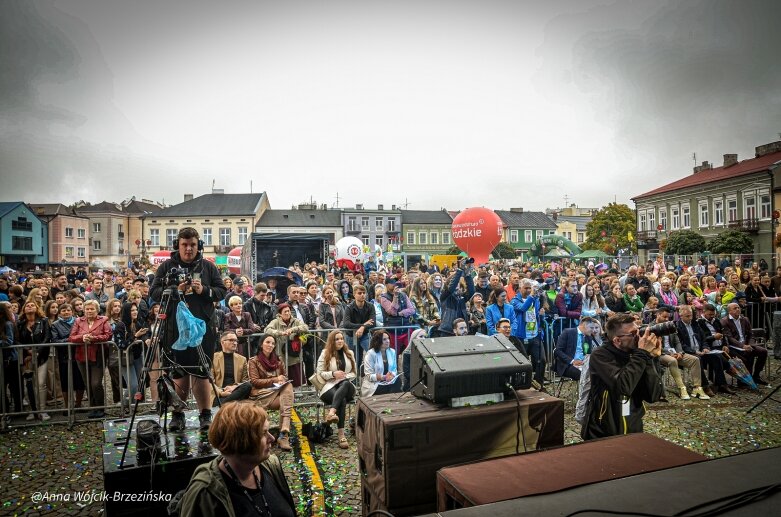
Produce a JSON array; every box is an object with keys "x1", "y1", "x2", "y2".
[{"x1": 151, "y1": 227, "x2": 227, "y2": 432}]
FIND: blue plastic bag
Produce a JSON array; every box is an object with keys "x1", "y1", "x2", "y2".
[{"x1": 171, "y1": 302, "x2": 206, "y2": 350}]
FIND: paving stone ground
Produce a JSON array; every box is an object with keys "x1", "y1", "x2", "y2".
[{"x1": 2, "y1": 358, "x2": 780, "y2": 516}]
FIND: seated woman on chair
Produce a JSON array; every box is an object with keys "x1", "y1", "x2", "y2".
[
  {"x1": 248, "y1": 333, "x2": 294, "y2": 451},
  {"x1": 361, "y1": 330, "x2": 401, "y2": 397},
  {"x1": 316, "y1": 330, "x2": 357, "y2": 449}
]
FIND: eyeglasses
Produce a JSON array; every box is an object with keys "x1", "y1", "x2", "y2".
[{"x1": 615, "y1": 330, "x2": 639, "y2": 338}]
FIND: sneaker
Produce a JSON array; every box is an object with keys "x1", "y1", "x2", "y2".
[
  {"x1": 679, "y1": 387, "x2": 691, "y2": 400},
  {"x1": 691, "y1": 387, "x2": 710, "y2": 400},
  {"x1": 26, "y1": 413, "x2": 35, "y2": 421},
  {"x1": 198, "y1": 411, "x2": 212, "y2": 431},
  {"x1": 39, "y1": 412, "x2": 51, "y2": 421},
  {"x1": 277, "y1": 433, "x2": 292, "y2": 451},
  {"x1": 169, "y1": 411, "x2": 186, "y2": 432}
]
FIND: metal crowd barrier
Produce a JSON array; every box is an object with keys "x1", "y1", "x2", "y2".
[{"x1": 1, "y1": 340, "x2": 131, "y2": 430}]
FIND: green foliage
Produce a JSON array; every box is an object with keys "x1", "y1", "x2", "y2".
[
  {"x1": 583, "y1": 203, "x2": 637, "y2": 254},
  {"x1": 708, "y1": 230, "x2": 754, "y2": 254},
  {"x1": 445, "y1": 245, "x2": 463, "y2": 255},
  {"x1": 664, "y1": 230, "x2": 707, "y2": 255},
  {"x1": 492, "y1": 241, "x2": 517, "y2": 259}
]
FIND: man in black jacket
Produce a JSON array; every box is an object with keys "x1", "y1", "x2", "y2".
[
  {"x1": 694, "y1": 304, "x2": 736, "y2": 395},
  {"x1": 675, "y1": 305, "x2": 716, "y2": 397},
  {"x1": 243, "y1": 282, "x2": 277, "y2": 356},
  {"x1": 342, "y1": 284, "x2": 376, "y2": 365},
  {"x1": 151, "y1": 227, "x2": 226, "y2": 432},
  {"x1": 581, "y1": 314, "x2": 663, "y2": 440}
]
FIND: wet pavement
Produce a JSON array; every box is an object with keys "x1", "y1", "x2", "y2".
[{"x1": 2, "y1": 358, "x2": 780, "y2": 516}]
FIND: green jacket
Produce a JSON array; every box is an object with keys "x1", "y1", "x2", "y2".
[{"x1": 175, "y1": 454, "x2": 295, "y2": 517}]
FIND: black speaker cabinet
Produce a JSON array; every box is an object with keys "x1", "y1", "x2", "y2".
[{"x1": 410, "y1": 334, "x2": 532, "y2": 403}]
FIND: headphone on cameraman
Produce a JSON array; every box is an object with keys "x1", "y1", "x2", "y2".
[{"x1": 173, "y1": 227, "x2": 204, "y2": 252}]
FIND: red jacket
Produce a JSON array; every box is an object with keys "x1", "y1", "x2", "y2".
[{"x1": 69, "y1": 316, "x2": 112, "y2": 363}]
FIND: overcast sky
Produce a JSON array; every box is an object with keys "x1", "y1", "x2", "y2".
[{"x1": 2, "y1": 0, "x2": 779, "y2": 213}]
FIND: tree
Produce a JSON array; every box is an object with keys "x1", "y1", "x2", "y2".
[
  {"x1": 664, "y1": 230, "x2": 707, "y2": 255},
  {"x1": 492, "y1": 241, "x2": 517, "y2": 259},
  {"x1": 445, "y1": 245, "x2": 463, "y2": 255},
  {"x1": 583, "y1": 203, "x2": 637, "y2": 255},
  {"x1": 708, "y1": 230, "x2": 754, "y2": 254}
]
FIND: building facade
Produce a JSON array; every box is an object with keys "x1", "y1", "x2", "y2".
[
  {"x1": 30, "y1": 204, "x2": 91, "y2": 266},
  {"x1": 496, "y1": 209, "x2": 558, "y2": 260},
  {"x1": 142, "y1": 192, "x2": 269, "y2": 260},
  {"x1": 341, "y1": 204, "x2": 402, "y2": 252},
  {"x1": 256, "y1": 205, "x2": 343, "y2": 244},
  {"x1": 0, "y1": 202, "x2": 47, "y2": 267},
  {"x1": 632, "y1": 141, "x2": 781, "y2": 264},
  {"x1": 400, "y1": 209, "x2": 454, "y2": 264}
]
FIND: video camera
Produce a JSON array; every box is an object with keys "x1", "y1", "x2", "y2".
[{"x1": 164, "y1": 267, "x2": 192, "y2": 287}]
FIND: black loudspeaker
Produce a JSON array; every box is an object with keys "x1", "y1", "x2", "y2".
[{"x1": 410, "y1": 334, "x2": 532, "y2": 404}]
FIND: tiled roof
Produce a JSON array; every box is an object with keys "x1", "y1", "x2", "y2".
[
  {"x1": 30, "y1": 204, "x2": 77, "y2": 217},
  {"x1": 74, "y1": 201, "x2": 124, "y2": 214},
  {"x1": 633, "y1": 150, "x2": 781, "y2": 200},
  {"x1": 400, "y1": 210, "x2": 453, "y2": 224},
  {"x1": 146, "y1": 193, "x2": 265, "y2": 217},
  {"x1": 495, "y1": 210, "x2": 557, "y2": 229},
  {"x1": 257, "y1": 209, "x2": 342, "y2": 227},
  {"x1": 555, "y1": 215, "x2": 591, "y2": 231},
  {"x1": 0, "y1": 202, "x2": 24, "y2": 218},
  {"x1": 124, "y1": 200, "x2": 163, "y2": 214}
]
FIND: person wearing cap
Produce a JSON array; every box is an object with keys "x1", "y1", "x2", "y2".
[
  {"x1": 224, "y1": 277, "x2": 249, "y2": 306},
  {"x1": 512, "y1": 278, "x2": 546, "y2": 385}
]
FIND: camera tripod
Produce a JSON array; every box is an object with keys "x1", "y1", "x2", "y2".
[{"x1": 118, "y1": 285, "x2": 221, "y2": 469}]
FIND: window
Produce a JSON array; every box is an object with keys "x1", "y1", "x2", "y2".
[
  {"x1": 510, "y1": 230, "x2": 518, "y2": 243},
  {"x1": 93, "y1": 223, "x2": 101, "y2": 233},
  {"x1": 431, "y1": 232, "x2": 439, "y2": 245},
  {"x1": 12, "y1": 217, "x2": 33, "y2": 231},
  {"x1": 699, "y1": 202, "x2": 709, "y2": 227},
  {"x1": 536, "y1": 230, "x2": 543, "y2": 240},
  {"x1": 65, "y1": 227, "x2": 74, "y2": 238},
  {"x1": 361, "y1": 217, "x2": 370, "y2": 230},
  {"x1": 714, "y1": 200, "x2": 724, "y2": 226},
  {"x1": 682, "y1": 204, "x2": 690, "y2": 228},
  {"x1": 577, "y1": 232, "x2": 585, "y2": 243},
  {"x1": 442, "y1": 232, "x2": 450, "y2": 244},
  {"x1": 118, "y1": 224, "x2": 123, "y2": 233},
  {"x1": 745, "y1": 196, "x2": 756, "y2": 220},
  {"x1": 348, "y1": 217, "x2": 357, "y2": 231},
  {"x1": 671, "y1": 207, "x2": 680, "y2": 230},
  {"x1": 166, "y1": 229, "x2": 177, "y2": 248},
  {"x1": 238, "y1": 227, "x2": 248, "y2": 245},
  {"x1": 387, "y1": 219, "x2": 396, "y2": 232},
  {"x1": 406, "y1": 231, "x2": 415, "y2": 245},
  {"x1": 202, "y1": 228, "x2": 212, "y2": 246},
  {"x1": 375, "y1": 235, "x2": 384, "y2": 248},
  {"x1": 648, "y1": 211, "x2": 655, "y2": 231},
  {"x1": 65, "y1": 246, "x2": 74, "y2": 258},
  {"x1": 761, "y1": 194, "x2": 771, "y2": 219},
  {"x1": 77, "y1": 228, "x2": 85, "y2": 239},
  {"x1": 375, "y1": 217, "x2": 383, "y2": 231},
  {"x1": 150, "y1": 229, "x2": 160, "y2": 246},
  {"x1": 728, "y1": 198, "x2": 737, "y2": 222},
  {"x1": 93, "y1": 240, "x2": 101, "y2": 251},
  {"x1": 524, "y1": 230, "x2": 532, "y2": 242},
  {"x1": 639, "y1": 213, "x2": 647, "y2": 231},
  {"x1": 565, "y1": 231, "x2": 572, "y2": 240},
  {"x1": 77, "y1": 247, "x2": 85, "y2": 258},
  {"x1": 419, "y1": 232, "x2": 428, "y2": 245},
  {"x1": 361, "y1": 235, "x2": 370, "y2": 246},
  {"x1": 219, "y1": 228, "x2": 231, "y2": 246},
  {"x1": 659, "y1": 209, "x2": 667, "y2": 230}
]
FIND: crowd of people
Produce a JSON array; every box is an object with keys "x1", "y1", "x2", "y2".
[{"x1": 1, "y1": 231, "x2": 777, "y2": 447}]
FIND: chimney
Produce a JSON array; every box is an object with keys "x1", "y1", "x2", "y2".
[
  {"x1": 755, "y1": 140, "x2": 781, "y2": 158},
  {"x1": 356, "y1": 204, "x2": 363, "y2": 210},
  {"x1": 378, "y1": 204, "x2": 384, "y2": 210},
  {"x1": 693, "y1": 161, "x2": 712, "y2": 174},
  {"x1": 391, "y1": 204, "x2": 397, "y2": 210},
  {"x1": 184, "y1": 194, "x2": 194, "y2": 202},
  {"x1": 510, "y1": 207, "x2": 524, "y2": 213},
  {"x1": 723, "y1": 154, "x2": 738, "y2": 167}
]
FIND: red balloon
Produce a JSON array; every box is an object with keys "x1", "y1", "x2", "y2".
[
  {"x1": 228, "y1": 247, "x2": 243, "y2": 275},
  {"x1": 451, "y1": 207, "x2": 504, "y2": 265}
]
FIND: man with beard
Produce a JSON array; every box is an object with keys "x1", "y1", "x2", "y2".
[
  {"x1": 581, "y1": 314, "x2": 663, "y2": 440},
  {"x1": 151, "y1": 227, "x2": 227, "y2": 431}
]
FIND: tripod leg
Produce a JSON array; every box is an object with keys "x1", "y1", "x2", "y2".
[{"x1": 746, "y1": 383, "x2": 781, "y2": 414}]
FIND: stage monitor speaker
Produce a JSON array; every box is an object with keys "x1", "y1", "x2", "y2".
[{"x1": 410, "y1": 334, "x2": 532, "y2": 404}]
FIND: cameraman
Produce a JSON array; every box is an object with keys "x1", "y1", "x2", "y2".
[
  {"x1": 581, "y1": 314, "x2": 663, "y2": 440},
  {"x1": 435, "y1": 258, "x2": 475, "y2": 337},
  {"x1": 151, "y1": 227, "x2": 227, "y2": 432}
]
